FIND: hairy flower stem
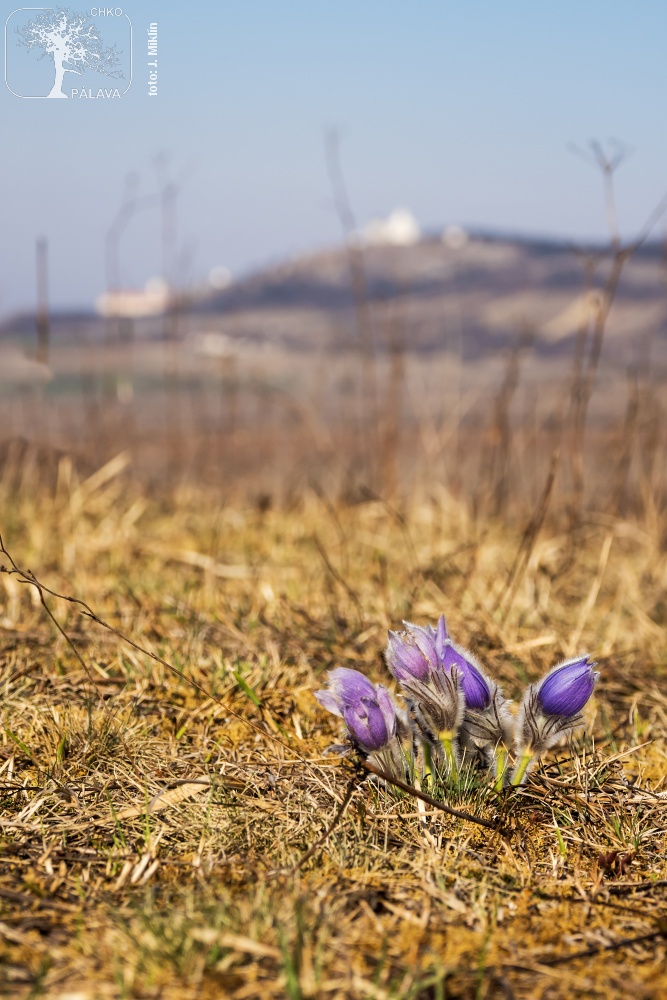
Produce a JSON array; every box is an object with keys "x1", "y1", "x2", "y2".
[
  {"x1": 494, "y1": 748, "x2": 509, "y2": 791},
  {"x1": 422, "y1": 742, "x2": 434, "y2": 785},
  {"x1": 510, "y1": 752, "x2": 534, "y2": 787},
  {"x1": 440, "y1": 733, "x2": 458, "y2": 775}
]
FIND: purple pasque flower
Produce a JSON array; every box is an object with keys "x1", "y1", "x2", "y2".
[
  {"x1": 431, "y1": 614, "x2": 493, "y2": 711},
  {"x1": 440, "y1": 642, "x2": 492, "y2": 711},
  {"x1": 387, "y1": 617, "x2": 469, "y2": 770},
  {"x1": 434, "y1": 618, "x2": 514, "y2": 777},
  {"x1": 511, "y1": 654, "x2": 600, "y2": 786},
  {"x1": 315, "y1": 667, "x2": 396, "y2": 753},
  {"x1": 315, "y1": 666, "x2": 375, "y2": 718},
  {"x1": 385, "y1": 621, "x2": 439, "y2": 682},
  {"x1": 537, "y1": 655, "x2": 599, "y2": 717},
  {"x1": 442, "y1": 641, "x2": 513, "y2": 772}
]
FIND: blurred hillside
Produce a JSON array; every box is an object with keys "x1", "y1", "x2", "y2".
[
  {"x1": 2, "y1": 233, "x2": 666, "y2": 363},
  {"x1": 194, "y1": 234, "x2": 667, "y2": 363},
  {"x1": 1, "y1": 232, "x2": 665, "y2": 508}
]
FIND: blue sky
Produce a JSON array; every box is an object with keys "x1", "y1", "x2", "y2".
[{"x1": 1, "y1": 1, "x2": 666, "y2": 316}]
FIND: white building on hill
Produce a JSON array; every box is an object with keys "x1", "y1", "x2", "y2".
[
  {"x1": 361, "y1": 208, "x2": 420, "y2": 247},
  {"x1": 96, "y1": 277, "x2": 170, "y2": 318}
]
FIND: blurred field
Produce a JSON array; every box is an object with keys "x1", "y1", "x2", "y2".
[
  {"x1": 0, "y1": 440, "x2": 666, "y2": 997},
  {"x1": 1, "y1": 236, "x2": 667, "y2": 998}
]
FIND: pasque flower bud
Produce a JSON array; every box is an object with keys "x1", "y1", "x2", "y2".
[
  {"x1": 438, "y1": 630, "x2": 514, "y2": 785},
  {"x1": 511, "y1": 655, "x2": 599, "y2": 785},
  {"x1": 537, "y1": 655, "x2": 598, "y2": 717},
  {"x1": 385, "y1": 621, "x2": 439, "y2": 682},
  {"x1": 315, "y1": 667, "x2": 397, "y2": 753}
]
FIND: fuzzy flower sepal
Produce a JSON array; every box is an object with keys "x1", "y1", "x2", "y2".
[
  {"x1": 439, "y1": 645, "x2": 514, "y2": 784},
  {"x1": 460, "y1": 689, "x2": 515, "y2": 784},
  {"x1": 401, "y1": 667, "x2": 465, "y2": 772},
  {"x1": 367, "y1": 737, "x2": 415, "y2": 785}
]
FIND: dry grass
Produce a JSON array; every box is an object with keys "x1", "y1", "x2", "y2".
[{"x1": 0, "y1": 449, "x2": 665, "y2": 1000}]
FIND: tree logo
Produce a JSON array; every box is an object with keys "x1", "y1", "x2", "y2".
[{"x1": 5, "y1": 7, "x2": 132, "y2": 99}]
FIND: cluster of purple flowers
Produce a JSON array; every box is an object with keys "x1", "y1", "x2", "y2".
[{"x1": 315, "y1": 616, "x2": 599, "y2": 788}]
